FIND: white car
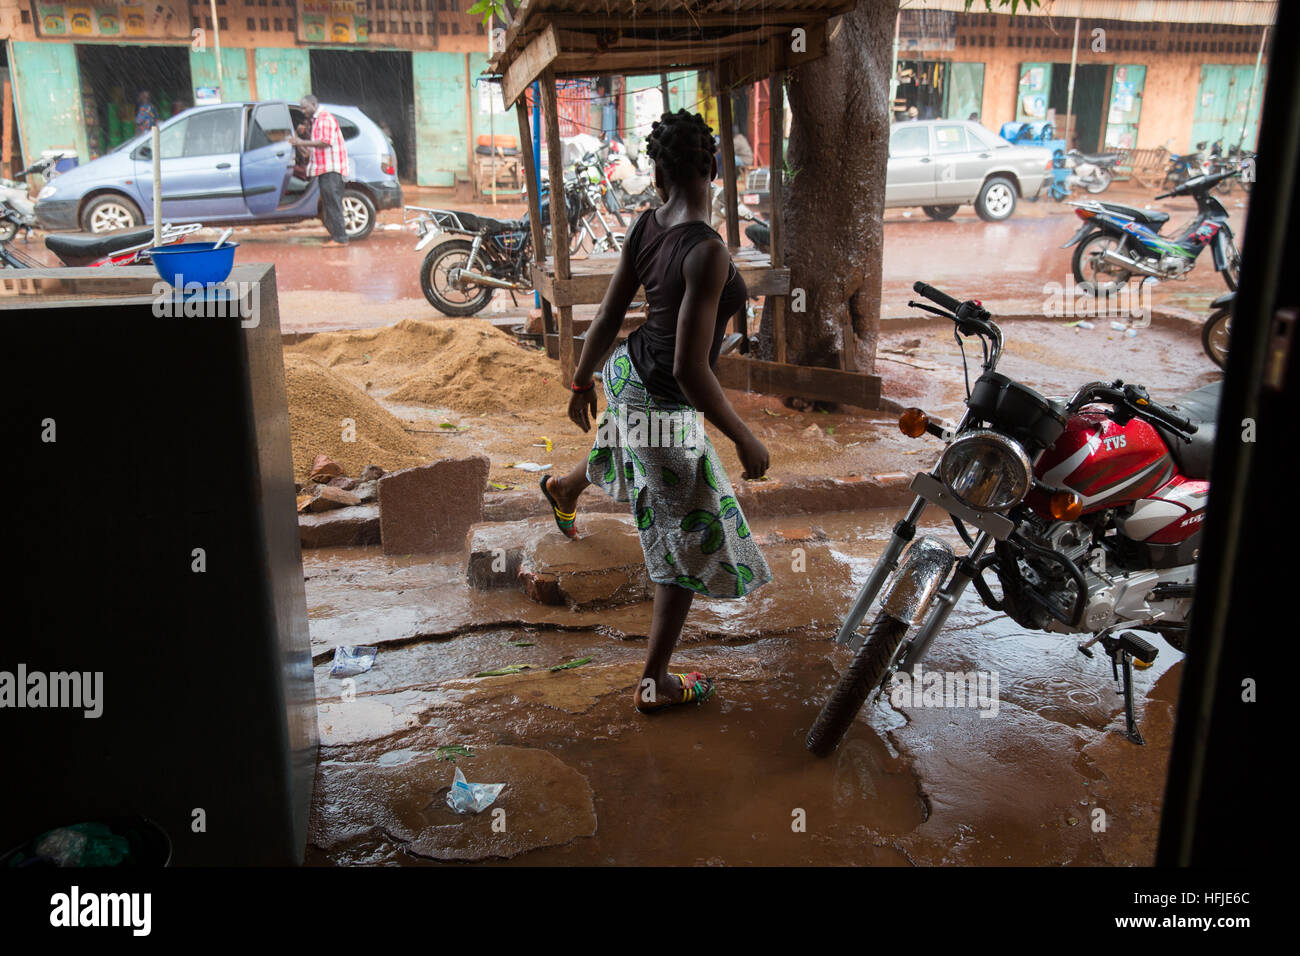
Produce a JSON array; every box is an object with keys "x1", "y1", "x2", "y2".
[{"x1": 886, "y1": 120, "x2": 1054, "y2": 221}]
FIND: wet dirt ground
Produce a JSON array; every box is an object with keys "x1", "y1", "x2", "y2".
[
  {"x1": 284, "y1": 309, "x2": 1219, "y2": 494},
  {"x1": 282, "y1": 192, "x2": 1215, "y2": 865},
  {"x1": 8, "y1": 179, "x2": 1238, "y2": 331},
  {"x1": 304, "y1": 510, "x2": 1181, "y2": 866}
]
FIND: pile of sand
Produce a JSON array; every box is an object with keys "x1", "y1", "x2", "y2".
[
  {"x1": 283, "y1": 354, "x2": 428, "y2": 481},
  {"x1": 286, "y1": 318, "x2": 565, "y2": 414}
]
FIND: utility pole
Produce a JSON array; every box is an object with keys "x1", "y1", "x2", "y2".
[
  {"x1": 1065, "y1": 18, "x2": 1080, "y2": 148},
  {"x1": 209, "y1": 0, "x2": 224, "y2": 97},
  {"x1": 1239, "y1": 25, "x2": 1269, "y2": 150}
]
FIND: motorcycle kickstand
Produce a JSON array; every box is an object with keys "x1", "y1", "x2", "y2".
[{"x1": 1097, "y1": 632, "x2": 1159, "y2": 745}]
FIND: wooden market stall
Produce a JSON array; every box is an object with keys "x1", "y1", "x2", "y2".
[{"x1": 486, "y1": 0, "x2": 879, "y2": 410}]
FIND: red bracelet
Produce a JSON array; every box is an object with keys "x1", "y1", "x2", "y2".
[{"x1": 571, "y1": 380, "x2": 595, "y2": 393}]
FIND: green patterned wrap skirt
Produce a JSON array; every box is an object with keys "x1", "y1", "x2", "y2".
[{"x1": 586, "y1": 342, "x2": 773, "y2": 600}]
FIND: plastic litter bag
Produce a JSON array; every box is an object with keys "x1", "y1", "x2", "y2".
[
  {"x1": 330, "y1": 645, "x2": 378, "y2": 678},
  {"x1": 445, "y1": 766, "x2": 505, "y2": 814}
]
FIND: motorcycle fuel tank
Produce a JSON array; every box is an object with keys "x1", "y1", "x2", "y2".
[{"x1": 1032, "y1": 411, "x2": 1175, "y2": 515}]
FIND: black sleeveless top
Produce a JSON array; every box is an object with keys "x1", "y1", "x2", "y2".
[{"x1": 623, "y1": 209, "x2": 748, "y2": 407}]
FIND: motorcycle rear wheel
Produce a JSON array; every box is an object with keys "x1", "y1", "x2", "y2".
[
  {"x1": 1072, "y1": 231, "x2": 1134, "y2": 296},
  {"x1": 806, "y1": 613, "x2": 909, "y2": 757},
  {"x1": 419, "y1": 240, "x2": 495, "y2": 317},
  {"x1": 1085, "y1": 168, "x2": 1113, "y2": 194},
  {"x1": 1202, "y1": 307, "x2": 1230, "y2": 370}
]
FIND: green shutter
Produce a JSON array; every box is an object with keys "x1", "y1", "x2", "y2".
[
  {"x1": 1103, "y1": 64, "x2": 1145, "y2": 150},
  {"x1": 1016, "y1": 62, "x2": 1051, "y2": 121},
  {"x1": 8, "y1": 41, "x2": 88, "y2": 166},
  {"x1": 189, "y1": 47, "x2": 253, "y2": 103},
  {"x1": 254, "y1": 48, "x2": 312, "y2": 104},
  {"x1": 413, "y1": 51, "x2": 467, "y2": 187}
]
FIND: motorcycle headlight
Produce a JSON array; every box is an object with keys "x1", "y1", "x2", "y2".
[
  {"x1": 37, "y1": 184, "x2": 57, "y2": 200},
  {"x1": 938, "y1": 430, "x2": 1032, "y2": 512}
]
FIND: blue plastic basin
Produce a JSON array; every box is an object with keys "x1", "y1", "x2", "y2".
[{"x1": 148, "y1": 242, "x2": 238, "y2": 288}]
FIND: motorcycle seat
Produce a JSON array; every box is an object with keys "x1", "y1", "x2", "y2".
[
  {"x1": 1157, "y1": 381, "x2": 1221, "y2": 480},
  {"x1": 1075, "y1": 151, "x2": 1120, "y2": 165},
  {"x1": 45, "y1": 227, "x2": 155, "y2": 260},
  {"x1": 454, "y1": 212, "x2": 525, "y2": 234},
  {"x1": 1102, "y1": 203, "x2": 1170, "y2": 227}
]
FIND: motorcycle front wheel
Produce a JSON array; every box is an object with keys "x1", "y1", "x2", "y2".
[
  {"x1": 1202, "y1": 307, "x2": 1230, "y2": 370},
  {"x1": 806, "y1": 613, "x2": 909, "y2": 757},
  {"x1": 1222, "y1": 237, "x2": 1241, "y2": 291},
  {"x1": 419, "y1": 240, "x2": 495, "y2": 317},
  {"x1": 1073, "y1": 231, "x2": 1134, "y2": 296}
]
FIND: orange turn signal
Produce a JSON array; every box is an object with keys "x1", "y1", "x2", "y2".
[
  {"x1": 898, "y1": 407, "x2": 929, "y2": 438},
  {"x1": 1050, "y1": 490, "x2": 1084, "y2": 521},
  {"x1": 1074, "y1": 207, "x2": 1095, "y2": 221}
]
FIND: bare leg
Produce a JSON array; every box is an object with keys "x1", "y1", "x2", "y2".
[
  {"x1": 634, "y1": 583, "x2": 696, "y2": 708},
  {"x1": 544, "y1": 459, "x2": 591, "y2": 514}
]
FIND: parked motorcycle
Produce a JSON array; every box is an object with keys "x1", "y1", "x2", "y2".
[
  {"x1": 1063, "y1": 148, "x2": 1120, "y2": 194},
  {"x1": 603, "y1": 142, "x2": 660, "y2": 213},
  {"x1": 1064, "y1": 168, "x2": 1242, "y2": 293},
  {"x1": 1162, "y1": 140, "x2": 1211, "y2": 191},
  {"x1": 0, "y1": 154, "x2": 68, "y2": 242},
  {"x1": 1202, "y1": 291, "x2": 1233, "y2": 370},
  {"x1": 569, "y1": 157, "x2": 628, "y2": 259},
  {"x1": 1, "y1": 221, "x2": 203, "y2": 269},
  {"x1": 409, "y1": 173, "x2": 609, "y2": 317},
  {"x1": 807, "y1": 281, "x2": 1216, "y2": 756}
]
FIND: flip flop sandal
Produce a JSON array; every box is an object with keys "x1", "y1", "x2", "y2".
[
  {"x1": 635, "y1": 671, "x2": 716, "y2": 714},
  {"x1": 540, "y1": 474, "x2": 577, "y2": 538}
]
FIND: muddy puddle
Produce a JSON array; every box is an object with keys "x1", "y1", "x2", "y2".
[{"x1": 305, "y1": 509, "x2": 1182, "y2": 866}]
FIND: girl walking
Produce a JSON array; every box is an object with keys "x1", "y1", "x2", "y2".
[{"x1": 540, "y1": 110, "x2": 772, "y2": 714}]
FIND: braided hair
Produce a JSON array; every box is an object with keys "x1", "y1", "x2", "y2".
[{"x1": 645, "y1": 109, "x2": 717, "y2": 184}]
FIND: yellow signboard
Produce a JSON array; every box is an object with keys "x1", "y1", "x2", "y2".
[{"x1": 298, "y1": 0, "x2": 370, "y2": 44}]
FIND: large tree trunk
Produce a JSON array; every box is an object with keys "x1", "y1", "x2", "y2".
[{"x1": 758, "y1": 1, "x2": 896, "y2": 378}]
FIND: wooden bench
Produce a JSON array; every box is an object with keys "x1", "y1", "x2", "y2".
[{"x1": 1118, "y1": 146, "x2": 1168, "y2": 188}]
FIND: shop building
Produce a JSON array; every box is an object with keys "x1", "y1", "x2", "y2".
[{"x1": 891, "y1": 0, "x2": 1274, "y2": 153}]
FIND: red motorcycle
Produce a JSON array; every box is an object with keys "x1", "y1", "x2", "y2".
[
  {"x1": 808, "y1": 282, "x2": 1216, "y2": 755},
  {"x1": 1, "y1": 222, "x2": 202, "y2": 269}
]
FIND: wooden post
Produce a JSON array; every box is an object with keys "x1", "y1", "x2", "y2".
[
  {"x1": 716, "y1": 80, "x2": 740, "y2": 251},
  {"x1": 2, "y1": 77, "x2": 13, "y2": 180},
  {"x1": 768, "y1": 70, "x2": 787, "y2": 364},
  {"x1": 539, "y1": 69, "x2": 575, "y2": 383},
  {"x1": 464, "y1": 55, "x2": 476, "y2": 194},
  {"x1": 245, "y1": 48, "x2": 259, "y2": 100},
  {"x1": 515, "y1": 96, "x2": 552, "y2": 339}
]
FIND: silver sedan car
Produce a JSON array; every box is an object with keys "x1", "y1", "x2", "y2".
[{"x1": 886, "y1": 120, "x2": 1054, "y2": 222}]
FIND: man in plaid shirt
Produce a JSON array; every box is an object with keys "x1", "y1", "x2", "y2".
[{"x1": 290, "y1": 95, "x2": 352, "y2": 246}]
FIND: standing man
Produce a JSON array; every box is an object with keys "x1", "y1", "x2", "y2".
[{"x1": 290, "y1": 95, "x2": 351, "y2": 246}]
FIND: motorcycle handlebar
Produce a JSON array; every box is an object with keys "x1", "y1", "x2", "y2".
[
  {"x1": 912, "y1": 281, "x2": 962, "y2": 313},
  {"x1": 1141, "y1": 400, "x2": 1197, "y2": 435}
]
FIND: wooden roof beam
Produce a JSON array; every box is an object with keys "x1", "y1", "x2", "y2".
[{"x1": 502, "y1": 22, "x2": 559, "y2": 109}]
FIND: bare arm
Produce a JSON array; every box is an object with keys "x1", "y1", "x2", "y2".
[
  {"x1": 673, "y1": 241, "x2": 769, "y2": 479},
  {"x1": 565, "y1": 221, "x2": 641, "y2": 430}
]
